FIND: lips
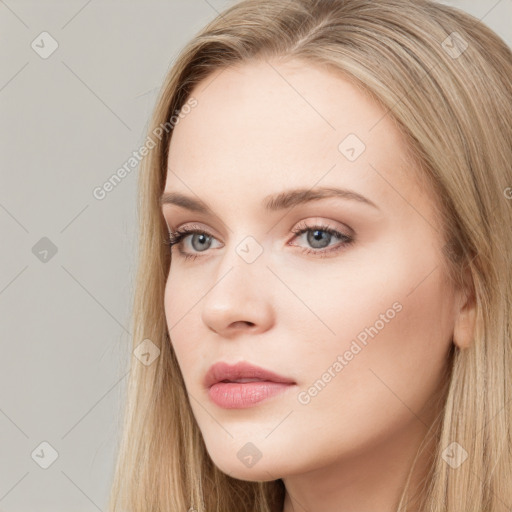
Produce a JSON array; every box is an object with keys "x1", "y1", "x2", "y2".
[{"x1": 203, "y1": 361, "x2": 295, "y2": 389}]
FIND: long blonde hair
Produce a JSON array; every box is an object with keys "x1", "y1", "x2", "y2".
[{"x1": 108, "y1": 1, "x2": 512, "y2": 511}]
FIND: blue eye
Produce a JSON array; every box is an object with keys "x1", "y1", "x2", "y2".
[
  {"x1": 166, "y1": 221, "x2": 354, "y2": 261},
  {"x1": 167, "y1": 226, "x2": 216, "y2": 261},
  {"x1": 289, "y1": 221, "x2": 353, "y2": 257}
]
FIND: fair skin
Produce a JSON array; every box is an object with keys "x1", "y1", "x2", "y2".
[{"x1": 161, "y1": 58, "x2": 475, "y2": 512}]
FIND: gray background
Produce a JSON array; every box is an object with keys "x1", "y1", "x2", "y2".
[{"x1": 0, "y1": 1, "x2": 510, "y2": 510}]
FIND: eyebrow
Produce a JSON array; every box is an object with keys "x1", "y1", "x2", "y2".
[{"x1": 160, "y1": 186, "x2": 379, "y2": 213}]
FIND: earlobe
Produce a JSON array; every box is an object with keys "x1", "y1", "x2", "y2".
[{"x1": 452, "y1": 284, "x2": 477, "y2": 350}]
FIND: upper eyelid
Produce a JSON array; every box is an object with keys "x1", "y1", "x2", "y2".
[
  {"x1": 169, "y1": 219, "x2": 348, "y2": 234},
  {"x1": 167, "y1": 213, "x2": 351, "y2": 230},
  {"x1": 169, "y1": 220, "x2": 352, "y2": 243}
]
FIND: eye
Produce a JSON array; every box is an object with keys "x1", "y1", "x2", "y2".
[
  {"x1": 289, "y1": 220, "x2": 354, "y2": 258},
  {"x1": 166, "y1": 224, "x2": 221, "y2": 261},
  {"x1": 165, "y1": 220, "x2": 354, "y2": 261}
]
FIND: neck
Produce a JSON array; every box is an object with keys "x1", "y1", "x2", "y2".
[{"x1": 281, "y1": 411, "x2": 440, "y2": 512}]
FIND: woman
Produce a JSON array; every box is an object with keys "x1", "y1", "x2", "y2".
[{"x1": 108, "y1": 1, "x2": 512, "y2": 511}]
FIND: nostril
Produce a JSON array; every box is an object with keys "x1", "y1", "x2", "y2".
[{"x1": 231, "y1": 321, "x2": 255, "y2": 328}]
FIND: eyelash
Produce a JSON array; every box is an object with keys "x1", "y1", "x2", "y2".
[{"x1": 165, "y1": 221, "x2": 354, "y2": 261}]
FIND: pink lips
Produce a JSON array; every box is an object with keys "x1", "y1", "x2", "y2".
[{"x1": 204, "y1": 361, "x2": 296, "y2": 409}]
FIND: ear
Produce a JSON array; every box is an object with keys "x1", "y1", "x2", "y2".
[{"x1": 452, "y1": 267, "x2": 477, "y2": 350}]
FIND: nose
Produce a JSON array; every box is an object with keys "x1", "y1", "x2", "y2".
[{"x1": 201, "y1": 246, "x2": 275, "y2": 337}]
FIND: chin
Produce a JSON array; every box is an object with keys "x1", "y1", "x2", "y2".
[
  {"x1": 205, "y1": 446, "x2": 286, "y2": 482},
  {"x1": 216, "y1": 462, "x2": 282, "y2": 482}
]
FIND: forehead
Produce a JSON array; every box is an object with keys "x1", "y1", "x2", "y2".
[{"x1": 165, "y1": 58, "x2": 421, "y2": 213}]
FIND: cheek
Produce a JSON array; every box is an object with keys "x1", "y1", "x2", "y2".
[
  {"x1": 286, "y1": 243, "x2": 455, "y2": 447},
  {"x1": 163, "y1": 270, "x2": 204, "y2": 377}
]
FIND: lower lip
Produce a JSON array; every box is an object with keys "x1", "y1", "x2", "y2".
[{"x1": 208, "y1": 381, "x2": 294, "y2": 409}]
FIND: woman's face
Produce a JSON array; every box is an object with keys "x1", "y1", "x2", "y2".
[{"x1": 162, "y1": 58, "x2": 462, "y2": 481}]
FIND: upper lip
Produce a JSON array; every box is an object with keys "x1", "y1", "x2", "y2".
[{"x1": 204, "y1": 361, "x2": 296, "y2": 388}]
